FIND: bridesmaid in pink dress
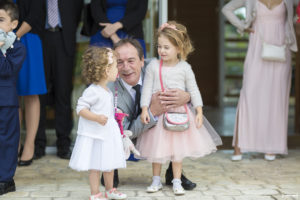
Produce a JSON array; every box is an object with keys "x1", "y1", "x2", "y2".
[{"x1": 222, "y1": 0, "x2": 298, "y2": 161}]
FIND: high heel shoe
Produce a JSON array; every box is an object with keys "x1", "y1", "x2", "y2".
[
  {"x1": 18, "y1": 145, "x2": 24, "y2": 158},
  {"x1": 18, "y1": 158, "x2": 33, "y2": 166}
]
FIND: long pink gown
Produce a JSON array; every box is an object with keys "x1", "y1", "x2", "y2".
[{"x1": 233, "y1": 0, "x2": 290, "y2": 155}]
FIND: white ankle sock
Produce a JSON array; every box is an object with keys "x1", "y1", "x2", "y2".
[
  {"x1": 172, "y1": 178, "x2": 182, "y2": 189},
  {"x1": 151, "y1": 176, "x2": 161, "y2": 186}
]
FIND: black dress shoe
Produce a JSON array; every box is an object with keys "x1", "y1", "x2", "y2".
[
  {"x1": 34, "y1": 149, "x2": 45, "y2": 160},
  {"x1": 0, "y1": 180, "x2": 16, "y2": 195},
  {"x1": 101, "y1": 169, "x2": 119, "y2": 188},
  {"x1": 57, "y1": 149, "x2": 72, "y2": 159},
  {"x1": 165, "y1": 162, "x2": 197, "y2": 190},
  {"x1": 181, "y1": 173, "x2": 196, "y2": 190},
  {"x1": 18, "y1": 158, "x2": 33, "y2": 166}
]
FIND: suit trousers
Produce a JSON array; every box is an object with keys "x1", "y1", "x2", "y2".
[
  {"x1": 36, "y1": 30, "x2": 74, "y2": 151},
  {"x1": 0, "y1": 107, "x2": 19, "y2": 182}
]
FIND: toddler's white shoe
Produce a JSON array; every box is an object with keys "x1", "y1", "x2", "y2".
[
  {"x1": 172, "y1": 179, "x2": 185, "y2": 195},
  {"x1": 264, "y1": 154, "x2": 276, "y2": 161},
  {"x1": 173, "y1": 185, "x2": 185, "y2": 195},
  {"x1": 231, "y1": 154, "x2": 242, "y2": 161},
  {"x1": 105, "y1": 188, "x2": 126, "y2": 200},
  {"x1": 90, "y1": 192, "x2": 107, "y2": 200},
  {"x1": 146, "y1": 183, "x2": 163, "y2": 193}
]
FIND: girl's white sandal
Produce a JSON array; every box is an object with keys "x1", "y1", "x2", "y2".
[
  {"x1": 231, "y1": 154, "x2": 242, "y2": 161},
  {"x1": 173, "y1": 186, "x2": 185, "y2": 195},
  {"x1": 146, "y1": 184, "x2": 163, "y2": 193}
]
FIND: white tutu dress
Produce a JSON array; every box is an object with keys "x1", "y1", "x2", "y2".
[{"x1": 69, "y1": 84, "x2": 126, "y2": 171}]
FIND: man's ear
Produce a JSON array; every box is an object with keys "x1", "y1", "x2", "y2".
[{"x1": 11, "y1": 20, "x2": 18, "y2": 30}]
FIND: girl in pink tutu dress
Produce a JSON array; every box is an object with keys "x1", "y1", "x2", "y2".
[{"x1": 138, "y1": 21, "x2": 222, "y2": 196}]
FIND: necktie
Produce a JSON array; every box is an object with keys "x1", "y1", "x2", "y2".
[
  {"x1": 47, "y1": 0, "x2": 59, "y2": 28},
  {"x1": 132, "y1": 84, "x2": 141, "y2": 119}
]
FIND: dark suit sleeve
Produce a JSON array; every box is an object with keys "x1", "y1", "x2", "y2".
[
  {"x1": 0, "y1": 42, "x2": 26, "y2": 77},
  {"x1": 91, "y1": 0, "x2": 110, "y2": 24},
  {"x1": 22, "y1": 0, "x2": 44, "y2": 33},
  {"x1": 120, "y1": 0, "x2": 148, "y2": 32},
  {"x1": 75, "y1": 0, "x2": 84, "y2": 25}
]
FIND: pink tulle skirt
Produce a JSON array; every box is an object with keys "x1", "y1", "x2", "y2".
[{"x1": 136, "y1": 106, "x2": 221, "y2": 163}]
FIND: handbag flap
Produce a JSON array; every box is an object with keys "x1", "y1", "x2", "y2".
[{"x1": 165, "y1": 112, "x2": 189, "y2": 125}]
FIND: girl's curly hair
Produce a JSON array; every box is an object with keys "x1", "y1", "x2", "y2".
[{"x1": 81, "y1": 46, "x2": 116, "y2": 84}]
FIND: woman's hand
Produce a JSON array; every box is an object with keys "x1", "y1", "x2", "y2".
[
  {"x1": 111, "y1": 33, "x2": 121, "y2": 44},
  {"x1": 244, "y1": 28, "x2": 254, "y2": 34},
  {"x1": 99, "y1": 22, "x2": 123, "y2": 38}
]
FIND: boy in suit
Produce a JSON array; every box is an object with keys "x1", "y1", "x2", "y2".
[{"x1": 0, "y1": 1, "x2": 26, "y2": 196}]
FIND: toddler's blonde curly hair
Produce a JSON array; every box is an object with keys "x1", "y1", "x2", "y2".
[{"x1": 81, "y1": 46, "x2": 116, "y2": 84}]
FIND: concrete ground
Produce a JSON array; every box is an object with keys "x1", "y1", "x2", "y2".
[{"x1": 1, "y1": 150, "x2": 300, "y2": 200}]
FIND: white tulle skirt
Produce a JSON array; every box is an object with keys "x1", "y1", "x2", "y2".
[{"x1": 69, "y1": 134, "x2": 126, "y2": 172}]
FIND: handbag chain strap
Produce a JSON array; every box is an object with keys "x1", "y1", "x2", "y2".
[{"x1": 159, "y1": 59, "x2": 189, "y2": 123}]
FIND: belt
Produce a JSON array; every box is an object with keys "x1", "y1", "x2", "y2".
[{"x1": 46, "y1": 26, "x2": 62, "y2": 32}]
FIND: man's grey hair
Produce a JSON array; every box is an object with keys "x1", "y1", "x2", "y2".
[{"x1": 113, "y1": 38, "x2": 144, "y2": 60}]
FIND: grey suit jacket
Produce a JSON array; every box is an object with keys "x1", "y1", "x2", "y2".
[
  {"x1": 222, "y1": 0, "x2": 298, "y2": 52},
  {"x1": 108, "y1": 59, "x2": 157, "y2": 139}
]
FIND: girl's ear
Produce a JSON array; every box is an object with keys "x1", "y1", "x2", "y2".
[
  {"x1": 105, "y1": 67, "x2": 109, "y2": 76},
  {"x1": 177, "y1": 48, "x2": 181, "y2": 59}
]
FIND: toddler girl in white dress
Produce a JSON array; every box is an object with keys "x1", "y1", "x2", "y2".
[{"x1": 69, "y1": 47, "x2": 126, "y2": 200}]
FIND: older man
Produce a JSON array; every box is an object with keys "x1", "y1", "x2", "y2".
[{"x1": 104, "y1": 38, "x2": 196, "y2": 190}]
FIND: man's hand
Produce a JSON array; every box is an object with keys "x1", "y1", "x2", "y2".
[
  {"x1": 149, "y1": 89, "x2": 190, "y2": 117},
  {"x1": 160, "y1": 88, "x2": 190, "y2": 109},
  {"x1": 0, "y1": 41, "x2": 5, "y2": 47},
  {"x1": 149, "y1": 91, "x2": 167, "y2": 117},
  {"x1": 96, "y1": 114, "x2": 108, "y2": 125}
]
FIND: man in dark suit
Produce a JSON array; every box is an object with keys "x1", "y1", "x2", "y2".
[
  {"x1": 106, "y1": 38, "x2": 197, "y2": 190},
  {"x1": 35, "y1": 0, "x2": 83, "y2": 159}
]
